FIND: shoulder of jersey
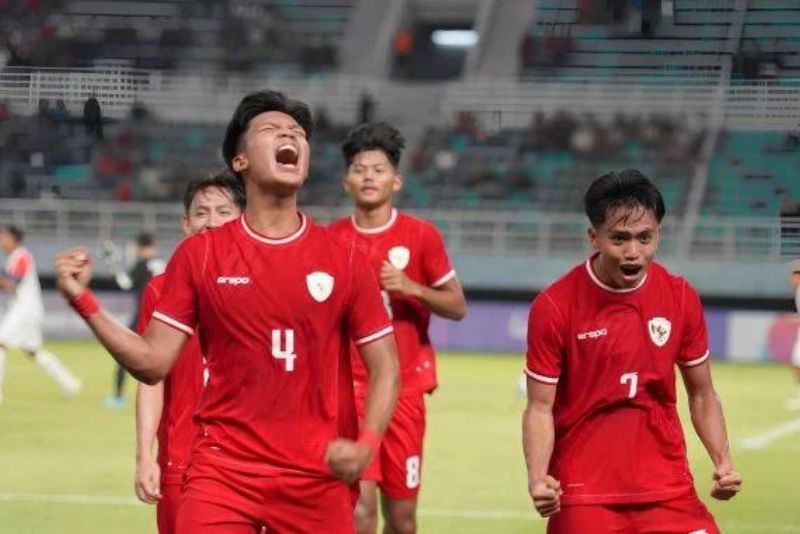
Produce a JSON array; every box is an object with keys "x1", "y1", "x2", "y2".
[
  {"x1": 147, "y1": 272, "x2": 166, "y2": 292},
  {"x1": 547, "y1": 260, "x2": 587, "y2": 295}
]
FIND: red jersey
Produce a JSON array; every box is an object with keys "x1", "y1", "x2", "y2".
[
  {"x1": 137, "y1": 274, "x2": 204, "y2": 483},
  {"x1": 525, "y1": 256, "x2": 710, "y2": 505},
  {"x1": 153, "y1": 213, "x2": 393, "y2": 477},
  {"x1": 328, "y1": 209, "x2": 455, "y2": 397}
]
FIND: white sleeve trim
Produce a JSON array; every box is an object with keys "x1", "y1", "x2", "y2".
[
  {"x1": 431, "y1": 269, "x2": 456, "y2": 288},
  {"x1": 152, "y1": 311, "x2": 194, "y2": 336},
  {"x1": 354, "y1": 325, "x2": 394, "y2": 346},
  {"x1": 524, "y1": 367, "x2": 559, "y2": 384},
  {"x1": 678, "y1": 350, "x2": 710, "y2": 368}
]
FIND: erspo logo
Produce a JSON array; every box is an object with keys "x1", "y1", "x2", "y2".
[{"x1": 217, "y1": 276, "x2": 251, "y2": 286}]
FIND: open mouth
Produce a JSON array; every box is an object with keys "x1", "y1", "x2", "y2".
[
  {"x1": 620, "y1": 264, "x2": 643, "y2": 278},
  {"x1": 275, "y1": 145, "x2": 299, "y2": 169}
]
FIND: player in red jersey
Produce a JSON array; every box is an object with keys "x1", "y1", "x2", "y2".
[
  {"x1": 522, "y1": 170, "x2": 742, "y2": 533},
  {"x1": 328, "y1": 123, "x2": 467, "y2": 534},
  {"x1": 134, "y1": 171, "x2": 245, "y2": 534},
  {"x1": 54, "y1": 90, "x2": 400, "y2": 534}
]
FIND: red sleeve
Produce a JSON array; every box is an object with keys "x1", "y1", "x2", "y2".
[
  {"x1": 136, "y1": 280, "x2": 161, "y2": 335},
  {"x1": 7, "y1": 253, "x2": 31, "y2": 280},
  {"x1": 348, "y1": 249, "x2": 394, "y2": 345},
  {"x1": 422, "y1": 223, "x2": 455, "y2": 288},
  {"x1": 677, "y1": 281, "x2": 710, "y2": 368},
  {"x1": 525, "y1": 292, "x2": 566, "y2": 385},
  {"x1": 152, "y1": 239, "x2": 199, "y2": 337}
]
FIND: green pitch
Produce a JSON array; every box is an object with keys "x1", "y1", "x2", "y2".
[{"x1": 0, "y1": 341, "x2": 798, "y2": 533}]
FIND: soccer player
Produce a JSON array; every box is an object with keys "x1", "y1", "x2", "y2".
[
  {"x1": 522, "y1": 170, "x2": 742, "y2": 533},
  {"x1": 329, "y1": 122, "x2": 467, "y2": 534},
  {"x1": 106, "y1": 231, "x2": 165, "y2": 408},
  {"x1": 787, "y1": 259, "x2": 800, "y2": 410},
  {"x1": 134, "y1": 171, "x2": 245, "y2": 534},
  {"x1": 54, "y1": 90, "x2": 399, "y2": 533},
  {"x1": 0, "y1": 225, "x2": 81, "y2": 405}
]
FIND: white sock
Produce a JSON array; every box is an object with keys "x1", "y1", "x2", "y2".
[{"x1": 34, "y1": 350, "x2": 80, "y2": 394}]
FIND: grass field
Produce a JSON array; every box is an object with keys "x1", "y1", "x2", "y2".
[{"x1": 1, "y1": 341, "x2": 799, "y2": 533}]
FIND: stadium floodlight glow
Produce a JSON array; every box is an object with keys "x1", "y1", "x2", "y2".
[{"x1": 431, "y1": 30, "x2": 478, "y2": 48}]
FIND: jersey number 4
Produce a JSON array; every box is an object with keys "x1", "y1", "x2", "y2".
[{"x1": 272, "y1": 329, "x2": 297, "y2": 372}]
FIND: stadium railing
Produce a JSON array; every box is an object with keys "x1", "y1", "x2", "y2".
[{"x1": 0, "y1": 199, "x2": 783, "y2": 262}]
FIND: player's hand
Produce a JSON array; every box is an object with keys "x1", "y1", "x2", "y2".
[
  {"x1": 54, "y1": 247, "x2": 93, "y2": 300},
  {"x1": 380, "y1": 261, "x2": 421, "y2": 298},
  {"x1": 134, "y1": 456, "x2": 162, "y2": 504},
  {"x1": 710, "y1": 463, "x2": 742, "y2": 500},
  {"x1": 324, "y1": 438, "x2": 372, "y2": 484},
  {"x1": 529, "y1": 475, "x2": 562, "y2": 517}
]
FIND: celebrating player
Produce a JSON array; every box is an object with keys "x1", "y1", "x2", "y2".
[
  {"x1": 0, "y1": 225, "x2": 81, "y2": 404},
  {"x1": 55, "y1": 90, "x2": 399, "y2": 533},
  {"x1": 329, "y1": 122, "x2": 467, "y2": 534},
  {"x1": 134, "y1": 171, "x2": 245, "y2": 533},
  {"x1": 522, "y1": 170, "x2": 741, "y2": 533}
]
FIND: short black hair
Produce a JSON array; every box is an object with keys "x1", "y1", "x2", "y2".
[
  {"x1": 183, "y1": 169, "x2": 246, "y2": 213},
  {"x1": 3, "y1": 224, "x2": 22, "y2": 243},
  {"x1": 341, "y1": 122, "x2": 405, "y2": 169},
  {"x1": 222, "y1": 90, "x2": 314, "y2": 178},
  {"x1": 584, "y1": 169, "x2": 666, "y2": 227},
  {"x1": 136, "y1": 231, "x2": 155, "y2": 248}
]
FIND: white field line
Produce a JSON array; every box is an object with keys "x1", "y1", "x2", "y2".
[{"x1": 740, "y1": 418, "x2": 800, "y2": 450}]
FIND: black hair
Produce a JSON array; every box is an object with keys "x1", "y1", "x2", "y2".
[
  {"x1": 183, "y1": 169, "x2": 246, "y2": 213},
  {"x1": 584, "y1": 169, "x2": 666, "y2": 227},
  {"x1": 222, "y1": 90, "x2": 314, "y2": 179},
  {"x1": 136, "y1": 231, "x2": 155, "y2": 248},
  {"x1": 341, "y1": 122, "x2": 405, "y2": 169},
  {"x1": 3, "y1": 224, "x2": 22, "y2": 243}
]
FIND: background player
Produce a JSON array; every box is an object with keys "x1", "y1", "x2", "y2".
[
  {"x1": 522, "y1": 170, "x2": 742, "y2": 533},
  {"x1": 104, "y1": 231, "x2": 165, "y2": 408},
  {"x1": 329, "y1": 122, "x2": 467, "y2": 534},
  {"x1": 0, "y1": 225, "x2": 81, "y2": 404},
  {"x1": 787, "y1": 259, "x2": 800, "y2": 410},
  {"x1": 54, "y1": 90, "x2": 399, "y2": 533},
  {"x1": 134, "y1": 171, "x2": 245, "y2": 533}
]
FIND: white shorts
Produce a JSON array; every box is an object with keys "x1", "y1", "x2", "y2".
[{"x1": 0, "y1": 309, "x2": 43, "y2": 352}]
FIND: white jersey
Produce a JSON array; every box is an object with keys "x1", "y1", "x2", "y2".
[
  {"x1": 0, "y1": 246, "x2": 44, "y2": 350},
  {"x1": 3, "y1": 246, "x2": 43, "y2": 317}
]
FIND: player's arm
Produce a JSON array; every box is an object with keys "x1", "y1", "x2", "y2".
[
  {"x1": 680, "y1": 361, "x2": 742, "y2": 500},
  {"x1": 357, "y1": 334, "x2": 400, "y2": 438},
  {"x1": 134, "y1": 281, "x2": 164, "y2": 504},
  {"x1": 326, "y1": 335, "x2": 399, "y2": 485},
  {"x1": 522, "y1": 379, "x2": 562, "y2": 517},
  {"x1": 0, "y1": 275, "x2": 17, "y2": 292},
  {"x1": 135, "y1": 381, "x2": 163, "y2": 503},
  {"x1": 380, "y1": 262, "x2": 467, "y2": 320},
  {"x1": 54, "y1": 248, "x2": 187, "y2": 384}
]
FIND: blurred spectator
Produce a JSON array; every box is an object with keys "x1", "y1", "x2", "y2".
[
  {"x1": 358, "y1": 92, "x2": 375, "y2": 125},
  {"x1": 83, "y1": 95, "x2": 103, "y2": 141}
]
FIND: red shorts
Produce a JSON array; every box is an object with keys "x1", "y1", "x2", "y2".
[
  {"x1": 157, "y1": 481, "x2": 182, "y2": 534},
  {"x1": 357, "y1": 394, "x2": 425, "y2": 500},
  {"x1": 175, "y1": 456, "x2": 356, "y2": 533},
  {"x1": 547, "y1": 490, "x2": 719, "y2": 534}
]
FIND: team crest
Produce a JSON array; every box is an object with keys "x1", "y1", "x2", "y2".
[
  {"x1": 388, "y1": 246, "x2": 410, "y2": 270},
  {"x1": 648, "y1": 317, "x2": 671, "y2": 347},
  {"x1": 306, "y1": 272, "x2": 334, "y2": 302}
]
